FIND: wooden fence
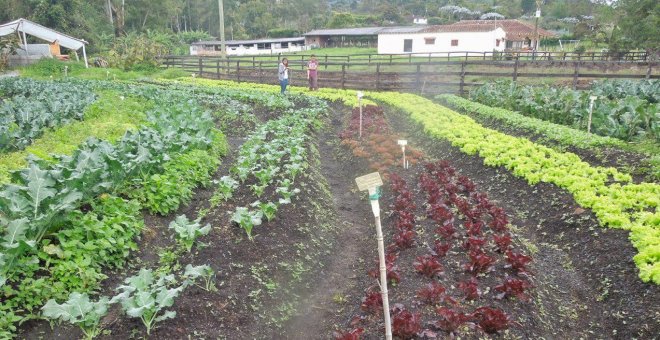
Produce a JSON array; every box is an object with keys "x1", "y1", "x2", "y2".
[
  {"x1": 161, "y1": 55, "x2": 658, "y2": 95},
  {"x1": 191, "y1": 50, "x2": 651, "y2": 64}
]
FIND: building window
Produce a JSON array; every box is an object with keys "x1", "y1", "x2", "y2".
[
  {"x1": 451, "y1": 39, "x2": 458, "y2": 46},
  {"x1": 424, "y1": 37, "x2": 436, "y2": 45},
  {"x1": 404, "y1": 39, "x2": 413, "y2": 53},
  {"x1": 496, "y1": 39, "x2": 501, "y2": 47}
]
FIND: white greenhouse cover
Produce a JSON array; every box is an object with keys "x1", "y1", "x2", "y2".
[
  {"x1": 0, "y1": 18, "x2": 87, "y2": 50},
  {"x1": 0, "y1": 18, "x2": 88, "y2": 67}
]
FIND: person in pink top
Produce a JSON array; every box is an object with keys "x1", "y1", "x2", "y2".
[{"x1": 307, "y1": 54, "x2": 319, "y2": 91}]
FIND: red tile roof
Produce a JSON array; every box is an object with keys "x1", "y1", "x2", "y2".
[
  {"x1": 421, "y1": 24, "x2": 501, "y2": 33},
  {"x1": 449, "y1": 20, "x2": 556, "y2": 40}
]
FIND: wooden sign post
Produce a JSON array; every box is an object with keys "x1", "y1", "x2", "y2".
[
  {"x1": 355, "y1": 172, "x2": 391, "y2": 340},
  {"x1": 357, "y1": 91, "x2": 364, "y2": 139},
  {"x1": 588, "y1": 96, "x2": 597, "y2": 134},
  {"x1": 397, "y1": 139, "x2": 408, "y2": 169}
]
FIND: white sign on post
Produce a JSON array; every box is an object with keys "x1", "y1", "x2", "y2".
[
  {"x1": 588, "y1": 96, "x2": 597, "y2": 134},
  {"x1": 355, "y1": 172, "x2": 391, "y2": 340},
  {"x1": 397, "y1": 140, "x2": 408, "y2": 169},
  {"x1": 357, "y1": 91, "x2": 364, "y2": 139}
]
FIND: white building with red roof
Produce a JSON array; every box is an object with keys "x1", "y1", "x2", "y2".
[
  {"x1": 377, "y1": 24, "x2": 506, "y2": 54},
  {"x1": 376, "y1": 19, "x2": 556, "y2": 54}
]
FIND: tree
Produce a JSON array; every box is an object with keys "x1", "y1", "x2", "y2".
[
  {"x1": 327, "y1": 12, "x2": 356, "y2": 28},
  {"x1": 521, "y1": 0, "x2": 536, "y2": 14},
  {"x1": 609, "y1": 0, "x2": 659, "y2": 53}
]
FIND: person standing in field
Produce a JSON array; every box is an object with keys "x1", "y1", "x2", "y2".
[
  {"x1": 307, "y1": 54, "x2": 319, "y2": 91},
  {"x1": 278, "y1": 58, "x2": 289, "y2": 94}
]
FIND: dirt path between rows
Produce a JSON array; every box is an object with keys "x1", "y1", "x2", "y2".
[{"x1": 281, "y1": 107, "x2": 379, "y2": 338}]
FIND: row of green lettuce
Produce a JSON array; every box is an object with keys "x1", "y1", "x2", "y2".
[
  {"x1": 0, "y1": 91, "x2": 150, "y2": 184},
  {"x1": 469, "y1": 80, "x2": 659, "y2": 142},
  {"x1": 437, "y1": 94, "x2": 660, "y2": 181},
  {"x1": 367, "y1": 91, "x2": 659, "y2": 285},
  {"x1": 0, "y1": 79, "x2": 238, "y2": 337},
  {"x1": 0, "y1": 78, "x2": 97, "y2": 152}
]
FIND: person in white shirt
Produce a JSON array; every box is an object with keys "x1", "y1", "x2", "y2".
[{"x1": 278, "y1": 58, "x2": 289, "y2": 94}]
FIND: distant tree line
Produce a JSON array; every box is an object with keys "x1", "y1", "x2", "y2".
[{"x1": 0, "y1": 0, "x2": 656, "y2": 57}]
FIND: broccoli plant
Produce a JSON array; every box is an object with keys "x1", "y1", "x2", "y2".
[
  {"x1": 42, "y1": 292, "x2": 110, "y2": 340},
  {"x1": 111, "y1": 269, "x2": 184, "y2": 336},
  {"x1": 231, "y1": 207, "x2": 263, "y2": 240},
  {"x1": 168, "y1": 215, "x2": 211, "y2": 252},
  {"x1": 215, "y1": 176, "x2": 238, "y2": 201},
  {"x1": 251, "y1": 200, "x2": 278, "y2": 222},
  {"x1": 276, "y1": 185, "x2": 300, "y2": 205},
  {"x1": 182, "y1": 264, "x2": 216, "y2": 291}
]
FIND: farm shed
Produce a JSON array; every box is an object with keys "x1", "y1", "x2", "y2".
[
  {"x1": 191, "y1": 37, "x2": 305, "y2": 56},
  {"x1": 304, "y1": 27, "x2": 397, "y2": 48},
  {"x1": 449, "y1": 19, "x2": 556, "y2": 50},
  {"x1": 0, "y1": 18, "x2": 88, "y2": 67},
  {"x1": 377, "y1": 24, "x2": 506, "y2": 55}
]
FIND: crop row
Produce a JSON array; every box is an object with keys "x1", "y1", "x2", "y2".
[
  {"x1": 212, "y1": 97, "x2": 326, "y2": 240},
  {"x1": 0, "y1": 78, "x2": 97, "y2": 152},
  {"x1": 591, "y1": 79, "x2": 659, "y2": 103},
  {"x1": 338, "y1": 105, "x2": 424, "y2": 175},
  {"x1": 366, "y1": 91, "x2": 659, "y2": 284},
  {"x1": 437, "y1": 94, "x2": 627, "y2": 149},
  {"x1": 0, "y1": 91, "x2": 149, "y2": 184},
  {"x1": 469, "y1": 80, "x2": 659, "y2": 142},
  {"x1": 334, "y1": 101, "x2": 532, "y2": 338},
  {"x1": 0, "y1": 81, "x2": 233, "y2": 337},
  {"x1": 170, "y1": 77, "x2": 376, "y2": 108}
]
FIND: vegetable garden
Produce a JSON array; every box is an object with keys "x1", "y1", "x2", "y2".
[{"x1": 0, "y1": 74, "x2": 657, "y2": 339}]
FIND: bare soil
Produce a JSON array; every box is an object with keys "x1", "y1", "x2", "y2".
[{"x1": 17, "y1": 96, "x2": 659, "y2": 340}]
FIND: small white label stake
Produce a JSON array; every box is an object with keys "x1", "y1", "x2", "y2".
[
  {"x1": 397, "y1": 140, "x2": 407, "y2": 169},
  {"x1": 357, "y1": 91, "x2": 364, "y2": 140},
  {"x1": 355, "y1": 172, "x2": 391, "y2": 340},
  {"x1": 588, "y1": 96, "x2": 597, "y2": 134}
]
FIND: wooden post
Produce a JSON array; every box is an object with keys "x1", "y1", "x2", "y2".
[
  {"x1": 252, "y1": 56, "x2": 255, "y2": 68},
  {"x1": 236, "y1": 61, "x2": 240, "y2": 82},
  {"x1": 389, "y1": 54, "x2": 393, "y2": 64},
  {"x1": 513, "y1": 58, "x2": 519, "y2": 82},
  {"x1": 341, "y1": 64, "x2": 346, "y2": 89},
  {"x1": 368, "y1": 54, "x2": 371, "y2": 63},
  {"x1": 428, "y1": 53, "x2": 432, "y2": 63},
  {"x1": 459, "y1": 62, "x2": 466, "y2": 96},
  {"x1": 572, "y1": 62, "x2": 580, "y2": 90},
  {"x1": 416, "y1": 64, "x2": 421, "y2": 93},
  {"x1": 259, "y1": 61, "x2": 263, "y2": 83},
  {"x1": 646, "y1": 64, "x2": 652, "y2": 80},
  {"x1": 198, "y1": 57, "x2": 203, "y2": 76},
  {"x1": 409, "y1": 54, "x2": 412, "y2": 63},
  {"x1": 376, "y1": 63, "x2": 381, "y2": 91},
  {"x1": 325, "y1": 55, "x2": 328, "y2": 69},
  {"x1": 216, "y1": 60, "x2": 220, "y2": 79}
]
